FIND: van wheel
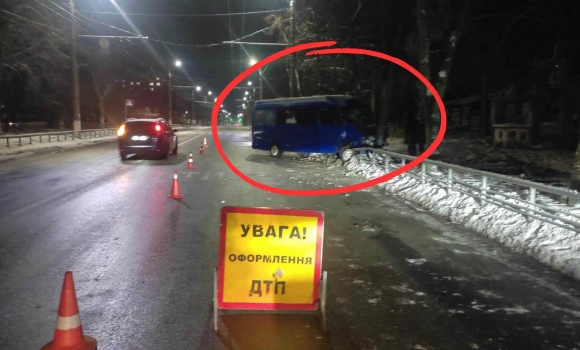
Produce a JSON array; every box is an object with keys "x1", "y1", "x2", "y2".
[
  {"x1": 172, "y1": 142, "x2": 178, "y2": 155},
  {"x1": 270, "y1": 144, "x2": 283, "y2": 158},
  {"x1": 339, "y1": 145, "x2": 354, "y2": 162}
]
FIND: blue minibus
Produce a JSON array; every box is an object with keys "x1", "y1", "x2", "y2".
[{"x1": 251, "y1": 95, "x2": 377, "y2": 161}]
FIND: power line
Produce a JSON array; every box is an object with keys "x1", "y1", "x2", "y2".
[
  {"x1": 81, "y1": 8, "x2": 288, "y2": 18},
  {"x1": 75, "y1": 11, "x2": 141, "y2": 37},
  {"x1": 0, "y1": 9, "x2": 64, "y2": 32},
  {"x1": 147, "y1": 26, "x2": 271, "y2": 49}
]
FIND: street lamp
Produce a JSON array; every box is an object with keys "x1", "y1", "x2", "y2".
[
  {"x1": 208, "y1": 91, "x2": 212, "y2": 95},
  {"x1": 245, "y1": 91, "x2": 249, "y2": 95},
  {"x1": 168, "y1": 59, "x2": 182, "y2": 125},
  {"x1": 249, "y1": 58, "x2": 263, "y2": 100},
  {"x1": 248, "y1": 81, "x2": 252, "y2": 86}
]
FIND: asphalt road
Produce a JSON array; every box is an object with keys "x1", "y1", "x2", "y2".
[{"x1": 0, "y1": 128, "x2": 579, "y2": 350}]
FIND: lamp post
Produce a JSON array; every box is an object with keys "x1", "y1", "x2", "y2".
[
  {"x1": 249, "y1": 59, "x2": 263, "y2": 100},
  {"x1": 168, "y1": 60, "x2": 182, "y2": 125},
  {"x1": 69, "y1": 0, "x2": 81, "y2": 132}
]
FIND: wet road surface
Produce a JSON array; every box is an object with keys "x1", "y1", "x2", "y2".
[{"x1": 0, "y1": 128, "x2": 579, "y2": 350}]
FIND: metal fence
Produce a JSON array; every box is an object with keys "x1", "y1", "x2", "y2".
[
  {"x1": 0, "y1": 128, "x2": 117, "y2": 148},
  {"x1": 354, "y1": 147, "x2": 580, "y2": 233},
  {"x1": 0, "y1": 125, "x2": 194, "y2": 148}
]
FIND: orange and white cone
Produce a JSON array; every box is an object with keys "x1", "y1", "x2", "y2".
[
  {"x1": 168, "y1": 171, "x2": 183, "y2": 199},
  {"x1": 42, "y1": 272, "x2": 97, "y2": 350},
  {"x1": 203, "y1": 137, "x2": 208, "y2": 148},
  {"x1": 187, "y1": 152, "x2": 194, "y2": 169}
]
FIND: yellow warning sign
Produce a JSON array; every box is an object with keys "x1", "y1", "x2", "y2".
[{"x1": 218, "y1": 207, "x2": 324, "y2": 310}]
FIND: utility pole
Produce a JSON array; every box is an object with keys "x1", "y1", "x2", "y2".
[
  {"x1": 289, "y1": 0, "x2": 295, "y2": 97},
  {"x1": 168, "y1": 71, "x2": 172, "y2": 125},
  {"x1": 69, "y1": 0, "x2": 81, "y2": 132},
  {"x1": 259, "y1": 67, "x2": 263, "y2": 100},
  {"x1": 191, "y1": 89, "x2": 195, "y2": 125}
]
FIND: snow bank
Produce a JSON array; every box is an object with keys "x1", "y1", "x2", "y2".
[{"x1": 311, "y1": 153, "x2": 580, "y2": 281}]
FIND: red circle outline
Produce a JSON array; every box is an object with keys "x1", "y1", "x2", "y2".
[{"x1": 212, "y1": 42, "x2": 447, "y2": 196}]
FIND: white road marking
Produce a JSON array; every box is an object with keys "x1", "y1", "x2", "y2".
[
  {"x1": 179, "y1": 135, "x2": 201, "y2": 146},
  {"x1": 11, "y1": 193, "x2": 63, "y2": 215}
]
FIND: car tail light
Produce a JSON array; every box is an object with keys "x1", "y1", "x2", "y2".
[
  {"x1": 155, "y1": 124, "x2": 161, "y2": 132},
  {"x1": 117, "y1": 124, "x2": 125, "y2": 136}
]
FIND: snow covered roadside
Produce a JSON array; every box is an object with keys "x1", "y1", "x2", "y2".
[
  {"x1": 307, "y1": 152, "x2": 580, "y2": 281},
  {"x1": 0, "y1": 136, "x2": 116, "y2": 163}
]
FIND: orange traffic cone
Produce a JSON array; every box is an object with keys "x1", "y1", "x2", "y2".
[
  {"x1": 187, "y1": 152, "x2": 195, "y2": 169},
  {"x1": 199, "y1": 143, "x2": 205, "y2": 155},
  {"x1": 42, "y1": 272, "x2": 97, "y2": 350},
  {"x1": 168, "y1": 171, "x2": 183, "y2": 199},
  {"x1": 203, "y1": 137, "x2": 208, "y2": 148}
]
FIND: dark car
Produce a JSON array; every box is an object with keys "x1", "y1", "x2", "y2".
[{"x1": 117, "y1": 118, "x2": 178, "y2": 160}]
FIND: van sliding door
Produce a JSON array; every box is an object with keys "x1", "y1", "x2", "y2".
[{"x1": 277, "y1": 107, "x2": 318, "y2": 153}]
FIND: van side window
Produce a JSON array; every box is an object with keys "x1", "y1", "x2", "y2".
[
  {"x1": 320, "y1": 109, "x2": 345, "y2": 125},
  {"x1": 254, "y1": 109, "x2": 275, "y2": 126},
  {"x1": 296, "y1": 109, "x2": 318, "y2": 126},
  {"x1": 277, "y1": 108, "x2": 317, "y2": 126}
]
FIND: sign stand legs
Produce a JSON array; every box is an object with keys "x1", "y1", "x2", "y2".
[
  {"x1": 213, "y1": 267, "x2": 218, "y2": 332},
  {"x1": 321, "y1": 271, "x2": 328, "y2": 333}
]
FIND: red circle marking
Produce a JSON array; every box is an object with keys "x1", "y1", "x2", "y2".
[{"x1": 212, "y1": 42, "x2": 447, "y2": 196}]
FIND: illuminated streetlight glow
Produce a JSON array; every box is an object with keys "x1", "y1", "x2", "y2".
[
  {"x1": 208, "y1": 91, "x2": 212, "y2": 95},
  {"x1": 245, "y1": 91, "x2": 249, "y2": 95},
  {"x1": 196, "y1": 86, "x2": 201, "y2": 92},
  {"x1": 243, "y1": 97, "x2": 247, "y2": 100},
  {"x1": 175, "y1": 60, "x2": 182, "y2": 67},
  {"x1": 214, "y1": 98, "x2": 217, "y2": 102},
  {"x1": 249, "y1": 58, "x2": 257, "y2": 66},
  {"x1": 248, "y1": 81, "x2": 252, "y2": 86}
]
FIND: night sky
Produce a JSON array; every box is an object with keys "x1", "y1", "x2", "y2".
[
  {"x1": 79, "y1": 0, "x2": 290, "y2": 113},
  {"x1": 75, "y1": 0, "x2": 580, "y2": 113}
]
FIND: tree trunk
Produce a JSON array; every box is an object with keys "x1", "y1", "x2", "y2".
[
  {"x1": 377, "y1": 64, "x2": 395, "y2": 147},
  {"x1": 98, "y1": 96, "x2": 105, "y2": 128},
  {"x1": 416, "y1": 0, "x2": 431, "y2": 142}
]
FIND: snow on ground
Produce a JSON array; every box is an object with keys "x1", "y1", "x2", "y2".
[{"x1": 304, "y1": 152, "x2": 580, "y2": 281}]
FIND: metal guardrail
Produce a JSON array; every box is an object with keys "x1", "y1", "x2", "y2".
[
  {"x1": 0, "y1": 125, "x2": 192, "y2": 148},
  {"x1": 354, "y1": 147, "x2": 580, "y2": 233},
  {"x1": 1, "y1": 128, "x2": 117, "y2": 148}
]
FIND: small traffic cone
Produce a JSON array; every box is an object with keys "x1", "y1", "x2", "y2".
[
  {"x1": 186, "y1": 152, "x2": 195, "y2": 169},
  {"x1": 42, "y1": 272, "x2": 97, "y2": 350},
  {"x1": 199, "y1": 143, "x2": 205, "y2": 155},
  {"x1": 168, "y1": 171, "x2": 183, "y2": 199},
  {"x1": 203, "y1": 137, "x2": 208, "y2": 148}
]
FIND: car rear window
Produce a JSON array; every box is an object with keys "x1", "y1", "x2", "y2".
[{"x1": 125, "y1": 121, "x2": 159, "y2": 134}]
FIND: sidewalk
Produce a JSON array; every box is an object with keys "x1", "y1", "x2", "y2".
[{"x1": 0, "y1": 135, "x2": 117, "y2": 163}]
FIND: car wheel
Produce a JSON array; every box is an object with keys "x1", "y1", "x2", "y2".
[
  {"x1": 270, "y1": 144, "x2": 283, "y2": 158},
  {"x1": 338, "y1": 145, "x2": 354, "y2": 162},
  {"x1": 120, "y1": 152, "x2": 127, "y2": 160},
  {"x1": 172, "y1": 141, "x2": 178, "y2": 155}
]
